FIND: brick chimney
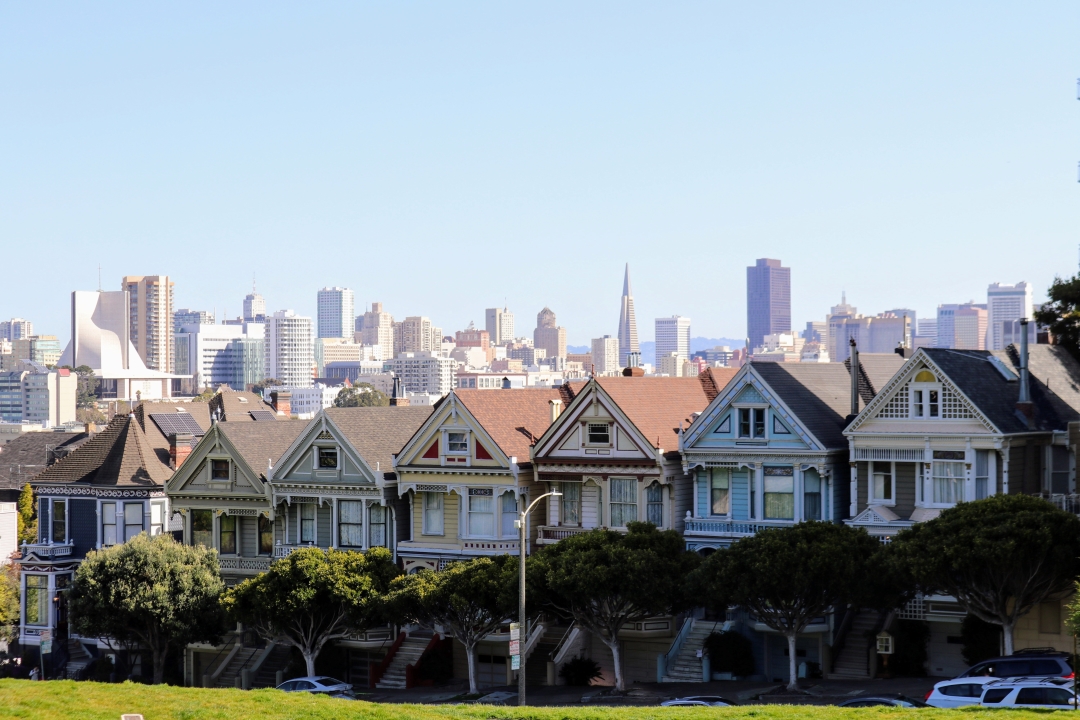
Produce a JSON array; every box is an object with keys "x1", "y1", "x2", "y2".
[
  {"x1": 622, "y1": 366, "x2": 644, "y2": 377},
  {"x1": 169, "y1": 432, "x2": 194, "y2": 469},
  {"x1": 390, "y1": 376, "x2": 409, "y2": 407},
  {"x1": 270, "y1": 390, "x2": 292, "y2": 416}
]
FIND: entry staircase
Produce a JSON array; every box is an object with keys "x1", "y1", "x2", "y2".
[
  {"x1": 213, "y1": 641, "x2": 293, "y2": 689},
  {"x1": 64, "y1": 639, "x2": 92, "y2": 680},
  {"x1": 661, "y1": 619, "x2": 726, "y2": 682},
  {"x1": 828, "y1": 609, "x2": 879, "y2": 679},
  {"x1": 374, "y1": 636, "x2": 431, "y2": 689}
]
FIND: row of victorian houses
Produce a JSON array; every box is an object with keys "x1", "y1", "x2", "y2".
[{"x1": 15, "y1": 333, "x2": 1080, "y2": 687}]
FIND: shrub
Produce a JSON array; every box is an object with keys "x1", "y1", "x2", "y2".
[
  {"x1": 702, "y1": 631, "x2": 755, "y2": 677},
  {"x1": 559, "y1": 656, "x2": 602, "y2": 686}
]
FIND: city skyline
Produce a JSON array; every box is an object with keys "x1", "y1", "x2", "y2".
[{"x1": 3, "y1": 4, "x2": 1078, "y2": 342}]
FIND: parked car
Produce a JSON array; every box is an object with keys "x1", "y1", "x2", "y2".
[
  {"x1": 276, "y1": 676, "x2": 356, "y2": 699},
  {"x1": 660, "y1": 696, "x2": 738, "y2": 707},
  {"x1": 957, "y1": 650, "x2": 1074, "y2": 680},
  {"x1": 979, "y1": 677, "x2": 1078, "y2": 709},
  {"x1": 837, "y1": 694, "x2": 929, "y2": 708},
  {"x1": 925, "y1": 677, "x2": 1001, "y2": 708}
]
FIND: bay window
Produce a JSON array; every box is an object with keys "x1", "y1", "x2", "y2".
[
  {"x1": 338, "y1": 501, "x2": 364, "y2": 548},
  {"x1": 501, "y1": 492, "x2": 518, "y2": 536},
  {"x1": 219, "y1": 515, "x2": 237, "y2": 554},
  {"x1": 422, "y1": 492, "x2": 444, "y2": 535},
  {"x1": 764, "y1": 469, "x2": 794, "y2": 520},
  {"x1": 24, "y1": 575, "x2": 48, "y2": 626},
  {"x1": 646, "y1": 483, "x2": 663, "y2": 526},
  {"x1": 369, "y1": 505, "x2": 387, "y2": 548},
  {"x1": 710, "y1": 469, "x2": 730, "y2": 515},
  {"x1": 609, "y1": 478, "x2": 637, "y2": 527},
  {"x1": 560, "y1": 483, "x2": 580, "y2": 526},
  {"x1": 192, "y1": 509, "x2": 212, "y2": 547},
  {"x1": 468, "y1": 488, "x2": 495, "y2": 537},
  {"x1": 804, "y1": 469, "x2": 822, "y2": 520},
  {"x1": 124, "y1": 503, "x2": 143, "y2": 541}
]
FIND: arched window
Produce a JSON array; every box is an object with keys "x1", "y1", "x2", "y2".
[{"x1": 911, "y1": 370, "x2": 941, "y2": 418}]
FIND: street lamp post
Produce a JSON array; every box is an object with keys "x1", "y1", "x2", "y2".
[{"x1": 517, "y1": 490, "x2": 560, "y2": 707}]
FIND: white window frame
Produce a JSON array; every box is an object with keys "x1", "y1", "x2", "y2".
[
  {"x1": 338, "y1": 499, "x2": 364, "y2": 548},
  {"x1": 585, "y1": 422, "x2": 611, "y2": 446},
  {"x1": 645, "y1": 482, "x2": 664, "y2": 528},
  {"x1": 23, "y1": 573, "x2": 50, "y2": 627},
  {"x1": 560, "y1": 482, "x2": 581, "y2": 526},
  {"x1": 709, "y1": 468, "x2": 731, "y2": 517},
  {"x1": 467, "y1": 488, "x2": 495, "y2": 538},
  {"x1": 910, "y1": 376, "x2": 942, "y2": 419},
  {"x1": 445, "y1": 431, "x2": 469, "y2": 455},
  {"x1": 736, "y1": 406, "x2": 767, "y2": 439},
  {"x1": 101, "y1": 501, "x2": 118, "y2": 546},
  {"x1": 931, "y1": 460, "x2": 966, "y2": 506},
  {"x1": 150, "y1": 501, "x2": 166, "y2": 536},
  {"x1": 299, "y1": 503, "x2": 316, "y2": 544},
  {"x1": 50, "y1": 497, "x2": 69, "y2": 544},
  {"x1": 422, "y1": 492, "x2": 444, "y2": 535},
  {"x1": 123, "y1": 501, "x2": 145, "y2": 542},
  {"x1": 368, "y1": 504, "x2": 388, "y2": 548},
  {"x1": 499, "y1": 491, "x2": 518, "y2": 538},
  {"x1": 869, "y1": 461, "x2": 896, "y2": 506},
  {"x1": 608, "y1": 477, "x2": 638, "y2": 528}
]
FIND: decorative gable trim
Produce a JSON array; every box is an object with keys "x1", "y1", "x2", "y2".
[
  {"x1": 394, "y1": 391, "x2": 512, "y2": 469},
  {"x1": 421, "y1": 440, "x2": 439, "y2": 459},
  {"x1": 269, "y1": 411, "x2": 378, "y2": 485},
  {"x1": 316, "y1": 430, "x2": 334, "y2": 440},
  {"x1": 849, "y1": 505, "x2": 901, "y2": 524},
  {"x1": 530, "y1": 379, "x2": 656, "y2": 460},
  {"x1": 165, "y1": 425, "x2": 265, "y2": 495}
]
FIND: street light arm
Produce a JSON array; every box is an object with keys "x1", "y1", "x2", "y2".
[{"x1": 523, "y1": 490, "x2": 562, "y2": 519}]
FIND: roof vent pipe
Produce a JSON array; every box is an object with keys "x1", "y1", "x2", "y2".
[
  {"x1": 850, "y1": 338, "x2": 860, "y2": 417},
  {"x1": 1018, "y1": 318, "x2": 1031, "y2": 404}
]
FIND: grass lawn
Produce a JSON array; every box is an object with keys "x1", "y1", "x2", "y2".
[{"x1": 0, "y1": 679, "x2": 1054, "y2": 720}]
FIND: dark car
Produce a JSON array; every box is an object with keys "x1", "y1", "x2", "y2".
[
  {"x1": 838, "y1": 694, "x2": 929, "y2": 708},
  {"x1": 660, "y1": 696, "x2": 739, "y2": 707},
  {"x1": 956, "y1": 649, "x2": 1074, "y2": 680}
]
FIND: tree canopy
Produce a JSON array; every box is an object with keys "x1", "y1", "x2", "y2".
[
  {"x1": 17, "y1": 483, "x2": 36, "y2": 545},
  {"x1": 333, "y1": 383, "x2": 389, "y2": 408},
  {"x1": 528, "y1": 522, "x2": 700, "y2": 691},
  {"x1": 68, "y1": 533, "x2": 226, "y2": 684},
  {"x1": 890, "y1": 494, "x2": 1080, "y2": 655},
  {"x1": 223, "y1": 546, "x2": 400, "y2": 677},
  {"x1": 0, "y1": 563, "x2": 18, "y2": 646},
  {"x1": 390, "y1": 556, "x2": 515, "y2": 694},
  {"x1": 1035, "y1": 274, "x2": 1080, "y2": 360},
  {"x1": 694, "y1": 521, "x2": 881, "y2": 689}
]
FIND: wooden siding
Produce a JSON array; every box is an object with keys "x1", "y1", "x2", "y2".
[
  {"x1": 731, "y1": 469, "x2": 749, "y2": 520},
  {"x1": 894, "y1": 462, "x2": 917, "y2": 519},
  {"x1": 856, "y1": 461, "x2": 868, "y2": 514}
]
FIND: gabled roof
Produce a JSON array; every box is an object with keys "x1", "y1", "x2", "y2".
[
  {"x1": 216, "y1": 420, "x2": 309, "y2": 479},
  {"x1": 323, "y1": 406, "x2": 435, "y2": 474},
  {"x1": 134, "y1": 400, "x2": 213, "y2": 467},
  {"x1": 453, "y1": 388, "x2": 572, "y2": 461},
  {"x1": 31, "y1": 415, "x2": 171, "y2": 487},
  {"x1": 844, "y1": 353, "x2": 906, "y2": 401},
  {"x1": 590, "y1": 369, "x2": 736, "y2": 451},
  {"x1": 751, "y1": 363, "x2": 858, "y2": 448},
  {"x1": 209, "y1": 390, "x2": 278, "y2": 423},
  {"x1": 0, "y1": 432, "x2": 91, "y2": 492}
]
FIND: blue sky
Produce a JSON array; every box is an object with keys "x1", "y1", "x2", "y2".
[{"x1": 2, "y1": 3, "x2": 1079, "y2": 346}]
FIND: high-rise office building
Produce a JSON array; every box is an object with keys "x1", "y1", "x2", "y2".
[
  {"x1": 174, "y1": 309, "x2": 215, "y2": 327},
  {"x1": 883, "y1": 308, "x2": 917, "y2": 348},
  {"x1": 243, "y1": 289, "x2": 266, "y2": 322},
  {"x1": 655, "y1": 316, "x2": 691, "y2": 364},
  {"x1": 122, "y1": 275, "x2": 175, "y2": 372},
  {"x1": 591, "y1": 335, "x2": 620, "y2": 376},
  {"x1": 937, "y1": 303, "x2": 987, "y2": 350},
  {"x1": 174, "y1": 322, "x2": 265, "y2": 392},
  {"x1": 265, "y1": 310, "x2": 314, "y2": 387},
  {"x1": 317, "y1": 287, "x2": 355, "y2": 339},
  {"x1": 0, "y1": 319, "x2": 33, "y2": 341},
  {"x1": 360, "y1": 302, "x2": 395, "y2": 361},
  {"x1": 987, "y1": 282, "x2": 1033, "y2": 351},
  {"x1": 485, "y1": 307, "x2": 515, "y2": 346},
  {"x1": 746, "y1": 258, "x2": 791, "y2": 352},
  {"x1": 617, "y1": 264, "x2": 639, "y2": 367},
  {"x1": 534, "y1": 307, "x2": 567, "y2": 361},
  {"x1": 400, "y1": 316, "x2": 440, "y2": 353}
]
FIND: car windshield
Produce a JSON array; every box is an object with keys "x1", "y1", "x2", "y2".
[{"x1": 317, "y1": 677, "x2": 348, "y2": 687}]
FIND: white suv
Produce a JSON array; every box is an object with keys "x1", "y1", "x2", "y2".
[
  {"x1": 925, "y1": 677, "x2": 999, "y2": 708},
  {"x1": 979, "y1": 677, "x2": 1078, "y2": 709}
]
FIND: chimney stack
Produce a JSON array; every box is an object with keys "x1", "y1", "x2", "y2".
[
  {"x1": 622, "y1": 366, "x2": 644, "y2": 377},
  {"x1": 270, "y1": 390, "x2": 292, "y2": 417},
  {"x1": 849, "y1": 338, "x2": 860, "y2": 417},
  {"x1": 1016, "y1": 318, "x2": 1033, "y2": 424},
  {"x1": 549, "y1": 398, "x2": 562, "y2": 423},
  {"x1": 169, "y1": 432, "x2": 194, "y2": 469},
  {"x1": 390, "y1": 376, "x2": 410, "y2": 407}
]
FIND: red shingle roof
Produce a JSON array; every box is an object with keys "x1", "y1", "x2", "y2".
[{"x1": 453, "y1": 388, "x2": 572, "y2": 461}]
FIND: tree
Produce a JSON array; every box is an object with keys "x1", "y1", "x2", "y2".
[
  {"x1": 251, "y1": 378, "x2": 281, "y2": 395},
  {"x1": 1035, "y1": 274, "x2": 1080, "y2": 360},
  {"x1": 389, "y1": 556, "x2": 515, "y2": 694},
  {"x1": 16, "y1": 483, "x2": 36, "y2": 545},
  {"x1": 69, "y1": 365, "x2": 99, "y2": 409},
  {"x1": 223, "y1": 546, "x2": 399, "y2": 677},
  {"x1": 190, "y1": 388, "x2": 216, "y2": 403},
  {"x1": 528, "y1": 523, "x2": 700, "y2": 691},
  {"x1": 334, "y1": 383, "x2": 389, "y2": 408},
  {"x1": 891, "y1": 494, "x2": 1080, "y2": 655},
  {"x1": 695, "y1": 522, "x2": 881, "y2": 690},
  {"x1": 0, "y1": 562, "x2": 18, "y2": 646},
  {"x1": 68, "y1": 533, "x2": 226, "y2": 684}
]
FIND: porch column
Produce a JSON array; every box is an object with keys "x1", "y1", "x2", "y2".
[
  {"x1": 753, "y1": 464, "x2": 764, "y2": 521},
  {"x1": 692, "y1": 471, "x2": 699, "y2": 519},
  {"x1": 331, "y1": 499, "x2": 339, "y2": 550},
  {"x1": 1002, "y1": 443, "x2": 1011, "y2": 494},
  {"x1": 794, "y1": 467, "x2": 803, "y2": 521},
  {"x1": 849, "y1": 463, "x2": 857, "y2": 518},
  {"x1": 965, "y1": 438, "x2": 975, "y2": 503},
  {"x1": 988, "y1": 448, "x2": 998, "y2": 496}
]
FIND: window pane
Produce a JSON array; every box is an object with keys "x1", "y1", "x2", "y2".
[
  {"x1": 220, "y1": 515, "x2": 236, "y2": 554},
  {"x1": 468, "y1": 493, "x2": 494, "y2": 536},
  {"x1": 423, "y1": 492, "x2": 443, "y2": 534},
  {"x1": 319, "y1": 447, "x2": 338, "y2": 468},
  {"x1": 447, "y1": 432, "x2": 468, "y2": 453},
  {"x1": 369, "y1": 505, "x2": 387, "y2": 547},
  {"x1": 609, "y1": 478, "x2": 637, "y2": 527},
  {"x1": 739, "y1": 408, "x2": 750, "y2": 437},
  {"x1": 52, "y1": 500, "x2": 66, "y2": 543},
  {"x1": 211, "y1": 459, "x2": 230, "y2": 479},
  {"x1": 561, "y1": 483, "x2": 580, "y2": 525},
  {"x1": 25, "y1": 575, "x2": 49, "y2": 626},
  {"x1": 192, "y1": 509, "x2": 212, "y2": 547},
  {"x1": 339, "y1": 500, "x2": 363, "y2": 524},
  {"x1": 258, "y1": 515, "x2": 273, "y2": 555},
  {"x1": 125, "y1": 503, "x2": 143, "y2": 542},
  {"x1": 646, "y1": 483, "x2": 663, "y2": 526},
  {"x1": 711, "y1": 469, "x2": 730, "y2": 515},
  {"x1": 300, "y1": 504, "x2": 315, "y2": 543},
  {"x1": 753, "y1": 409, "x2": 765, "y2": 437},
  {"x1": 587, "y1": 423, "x2": 610, "y2": 444},
  {"x1": 933, "y1": 462, "x2": 965, "y2": 503}
]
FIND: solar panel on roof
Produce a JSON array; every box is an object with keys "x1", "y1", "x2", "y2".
[
  {"x1": 249, "y1": 410, "x2": 277, "y2": 422},
  {"x1": 149, "y1": 413, "x2": 206, "y2": 438}
]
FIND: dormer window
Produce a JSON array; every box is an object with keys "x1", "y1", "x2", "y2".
[
  {"x1": 587, "y1": 423, "x2": 610, "y2": 445},
  {"x1": 447, "y1": 432, "x2": 469, "y2": 454},
  {"x1": 738, "y1": 408, "x2": 766, "y2": 439},
  {"x1": 911, "y1": 370, "x2": 940, "y2": 418},
  {"x1": 318, "y1": 447, "x2": 338, "y2": 468}
]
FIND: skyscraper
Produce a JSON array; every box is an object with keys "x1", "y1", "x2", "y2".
[
  {"x1": 122, "y1": 275, "x2": 175, "y2": 372},
  {"x1": 937, "y1": 303, "x2": 988, "y2": 350},
  {"x1": 746, "y1": 259, "x2": 791, "y2": 353},
  {"x1": 534, "y1": 307, "x2": 567, "y2": 361},
  {"x1": 0, "y1": 319, "x2": 33, "y2": 341},
  {"x1": 243, "y1": 287, "x2": 266, "y2": 322},
  {"x1": 655, "y1": 316, "x2": 691, "y2": 363},
  {"x1": 485, "y1": 307, "x2": 515, "y2": 346},
  {"x1": 265, "y1": 310, "x2": 314, "y2": 387},
  {"x1": 617, "y1": 264, "x2": 639, "y2": 367},
  {"x1": 987, "y1": 282, "x2": 1033, "y2": 350},
  {"x1": 591, "y1": 335, "x2": 620, "y2": 376},
  {"x1": 317, "y1": 287, "x2": 355, "y2": 339},
  {"x1": 361, "y1": 302, "x2": 395, "y2": 360}
]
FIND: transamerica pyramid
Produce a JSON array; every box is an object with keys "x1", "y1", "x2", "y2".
[{"x1": 617, "y1": 263, "x2": 639, "y2": 367}]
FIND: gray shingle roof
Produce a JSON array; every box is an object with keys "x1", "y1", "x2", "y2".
[
  {"x1": 209, "y1": 390, "x2": 278, "y2": 423},
  {"x1": 30, "y1": 415, "x2": 170, "y2": 487},
  {"x1": 216, "y1": 420, "x2": 309, "y2": 479},
  {"x1": 0, "y1": 432, "x2": 90, "y2": 492},
  {"x1": 324, "y1": 406, "x2": 435, "y2": 474},
  {"x1": 752, "y1": 363, "x2": 856, "y2": 449}
]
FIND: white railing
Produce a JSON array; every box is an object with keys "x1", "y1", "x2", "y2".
[
  {"x1": 218, "y1": 556, "x2": 272, "y2": 572},
  {"x1": 682, "y1": 519, "x2": 793, "y2": 536},
  {"x1": 1046, "y1": 494, "x2": 1080, "y2": 515},
  {"x1": 21, "y1": 542, "x2": 73, "y2": 558},
  {"x1": 536, "y1": 526, "x2": 603, "y2": 543}
]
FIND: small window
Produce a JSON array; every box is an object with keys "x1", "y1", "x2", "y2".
[
  {"x1": 804, "y1": 469, "x2": 822, "y2": 521},
  {"x1": 738, "y1": 408, "x2": 765, "y2": 438},
  {"x1": 975, "y1": 449, "x2": 989, "y2": 500},
  {"x1": 219, "y1": 514, "x2": 237, "y2": 554},
  {"x1": 369, "y1": 505, "x2": 387, "y2": 548},
  {"x1": 124, "y1": 503, "x2": 144, "y2": 542},
  {"x1": 211, "y1": 460, "x2": 230, "y2": 480},
  {"x1": 338, "y1": 500, "x2": 363, "y2": 547},
  {"x1": 52, "y1": 499, "x2": 67, "y2": 543},
  {"x1": 753, "y1": 409, "x2": 765, "y2": 437},
  {"x1": 422, "y1": 492, "x2": 444, "y2": 535},
  {"x1": 318, "y1": 447, "x2": 338, "y2": 469},
  {"x1": 560, "y1": 483, "x2": 581, "y2": 526},
  {"x1": 299, "y1": 504, "x2": 315, "y2": 544},
  {"x1": 258, "y1": 515, "x2": 273, "y2": 555},
  {"x1": 646, "y1": 483, "x2": 663, "y2": 526},
  {"x1": 587, "y1": 423, "x2": 610, "y2": 445},
  {"x1": 447, "y1": 432, "x2": 469, "y2": 454},
  {"x1": 102, "y1": 502, "x2": 117, "y2": 546},
  {"x1": 150, "y1": 502, "x2": 165, "y2": 536},
  {"x1": 192, "y1": 509, "x2": 212, "y2": 547},
  {"x1": 871, "y1": 462, "x2": 893, "y2": 502},
  {"x1": 710, "y1": 469, "x2": 730, "y2": 516}
]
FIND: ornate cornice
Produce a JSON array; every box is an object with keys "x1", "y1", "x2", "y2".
[
  {"x1": 35, "y1": 486, "x2": 164, "y2": 499},
  {"x1": 535, "y1": 463, "x2": 660, "y2": 475}
]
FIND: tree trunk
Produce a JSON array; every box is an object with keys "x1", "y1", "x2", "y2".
[
  {"x1": 786, "y1": 633, "x2": 798, "y2": 690},
  {"x1": 303, "y1": 650, "x2": 317, "y2": 677},
  {"x1": 466, "y1": 641, "x2": 479, "y2": 695},
  {"x1": 1003, "y1": 622, "x2": 1015, "y2": 656},
  {"x1": 605, "y1": 636, "x2": 625, "y2": 692},
  {"x1": 152, "y1": 645, "x2": 168, "y2": 685}
]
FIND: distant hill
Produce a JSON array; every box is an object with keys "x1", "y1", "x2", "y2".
[{"x1": 566, "y1": 337, "x2": 744, "y2": 366}]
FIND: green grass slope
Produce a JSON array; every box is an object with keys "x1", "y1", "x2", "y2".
[{"x1": 0, "y1": 680, "x2": 1054, "y2": 720}]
